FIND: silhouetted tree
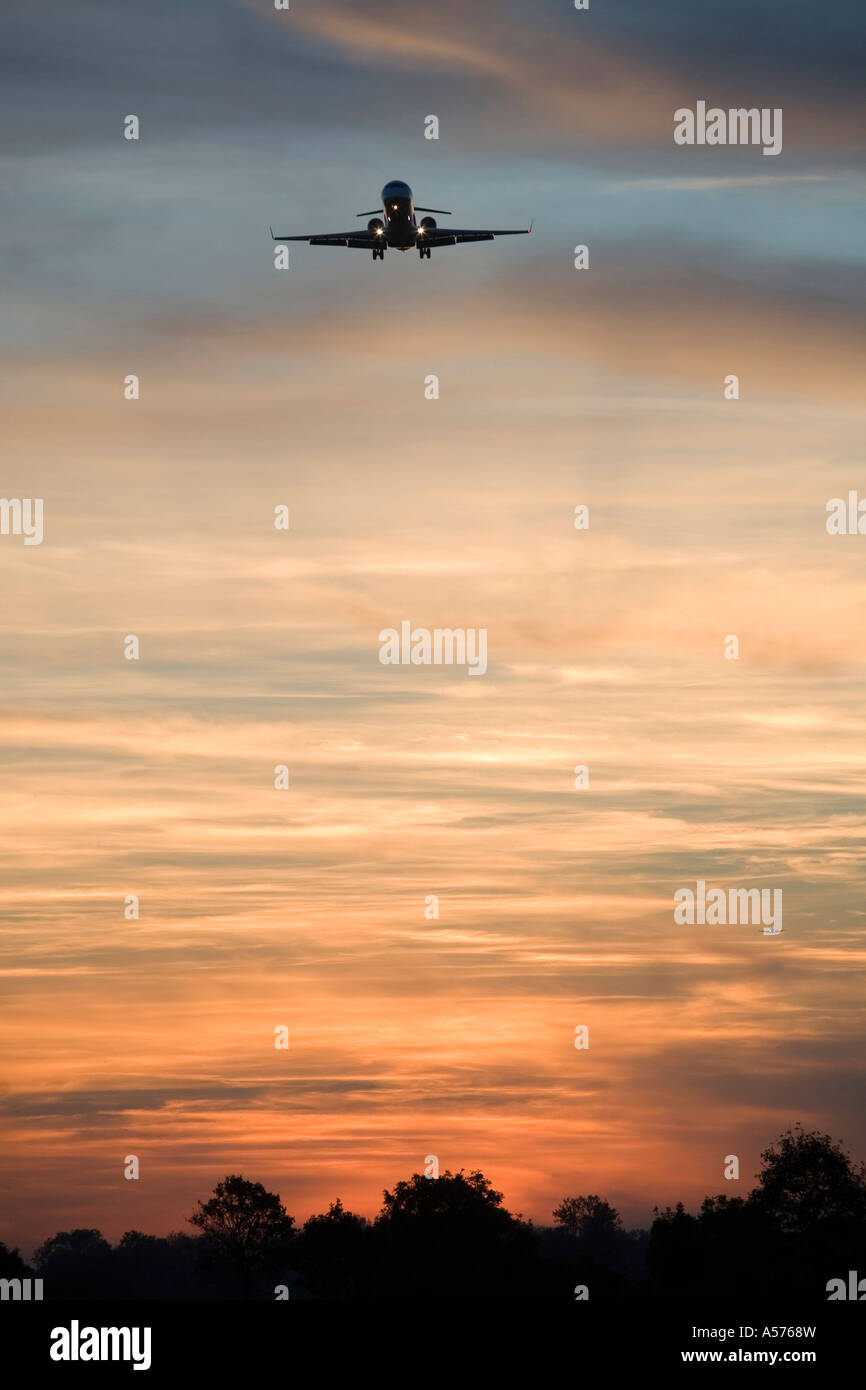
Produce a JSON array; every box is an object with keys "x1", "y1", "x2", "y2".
[
  {"x1": 649, "y1": 1127, "x2": 866, "y2": 1299},
  {"x1": 373, "y1": 1169, "x2": 538, "y2": 1299},
  {"x1": 188, "y1": 1175, "x2": 295, "y2": 1298},
  {"x1": 751, "y1": 1125, "x2": 866, "y2": 1235},
  {"x1": 693, "y1": 1194, "x2": 781, "y2": 1299},
  {"x1": 33, "y1": 1229, "x2": 114, "y2": 1298},
  {"x1": 114, "y1": 1230, "x2": 203, "y2": 1300},
  {"x1": 648, "y1": 1203, "x2": 704, "y2": 1298},
  {"x1": 548, "y1": 1193, "x2": 641, "y2": 1294},
  {"x1": 553, "y1": 1194, "x2": 622, "y2": 1240},
  {"x1": 0, "y1": 1240, "x2": 30, "y2": 1279},
  {"x1": 298, "y1": 1199, "x2": 371, "y2": 1299},
  {"x1": 749, "y1": 1125, "x2": 866, "y2": 1295}
]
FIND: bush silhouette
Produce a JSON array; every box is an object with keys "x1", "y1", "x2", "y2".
[
  {"x1": 297, "y1": 1199, "x2": 371, "y2": 1299},
  {"x1": 0, "y1": 1240, "x2": 31, "y2": 1280},
  {"x1": 33, "y1": 1229, "x2": 114, "y2": 1299}
]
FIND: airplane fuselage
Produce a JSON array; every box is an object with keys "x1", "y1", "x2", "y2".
[{"x1": 379, "y1": 180, "x2": 418, "y2": 250}]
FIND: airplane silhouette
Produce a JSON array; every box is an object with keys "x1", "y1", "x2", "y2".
[{"x1": 270, "y1": 180, "x2": 532, "y2": 260}]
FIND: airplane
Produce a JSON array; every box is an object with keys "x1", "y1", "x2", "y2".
[{"x1": 269, "y1": 179, "x2": 532, "y2": 261}]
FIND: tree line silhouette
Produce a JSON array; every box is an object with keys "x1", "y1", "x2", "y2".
[{"x1": 2, "y1": 1126, "x2": 863, "y2": 1299}]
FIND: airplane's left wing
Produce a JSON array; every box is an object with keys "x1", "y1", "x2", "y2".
[
  {"x1": 269, "y1": 227, "x2": 380, "y2": 248},
  {"x1": 420, "y1": 226, "x2": 532, "y2": 246}
]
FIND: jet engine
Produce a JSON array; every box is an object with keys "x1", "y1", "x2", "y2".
[
  {"x1": 367, "y1": 217, "x2": 385, "y2": 235},
  {"x1": 419, "y1": 216, "x2": 437, "y2": 231}
]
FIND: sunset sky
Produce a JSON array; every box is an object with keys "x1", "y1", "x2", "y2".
[{"x1": 2, "y1": 0, "x2": 865, "y2": 1253}]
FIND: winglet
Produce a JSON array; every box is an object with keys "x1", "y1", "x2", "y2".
[
  {"x1": 528, "y1": 220, "x2": 533, "y2": 234},
  {"x1": 269, "y1": 225, "x2": 275, "y2": 239}
]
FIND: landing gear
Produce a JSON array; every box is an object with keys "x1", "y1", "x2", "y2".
[
  {"x1": 418, "y1": 245, "x2": 431, "y2": 260},
  {"x1": 372, "y1": 247, "x2": 385, "y2": 261}
]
